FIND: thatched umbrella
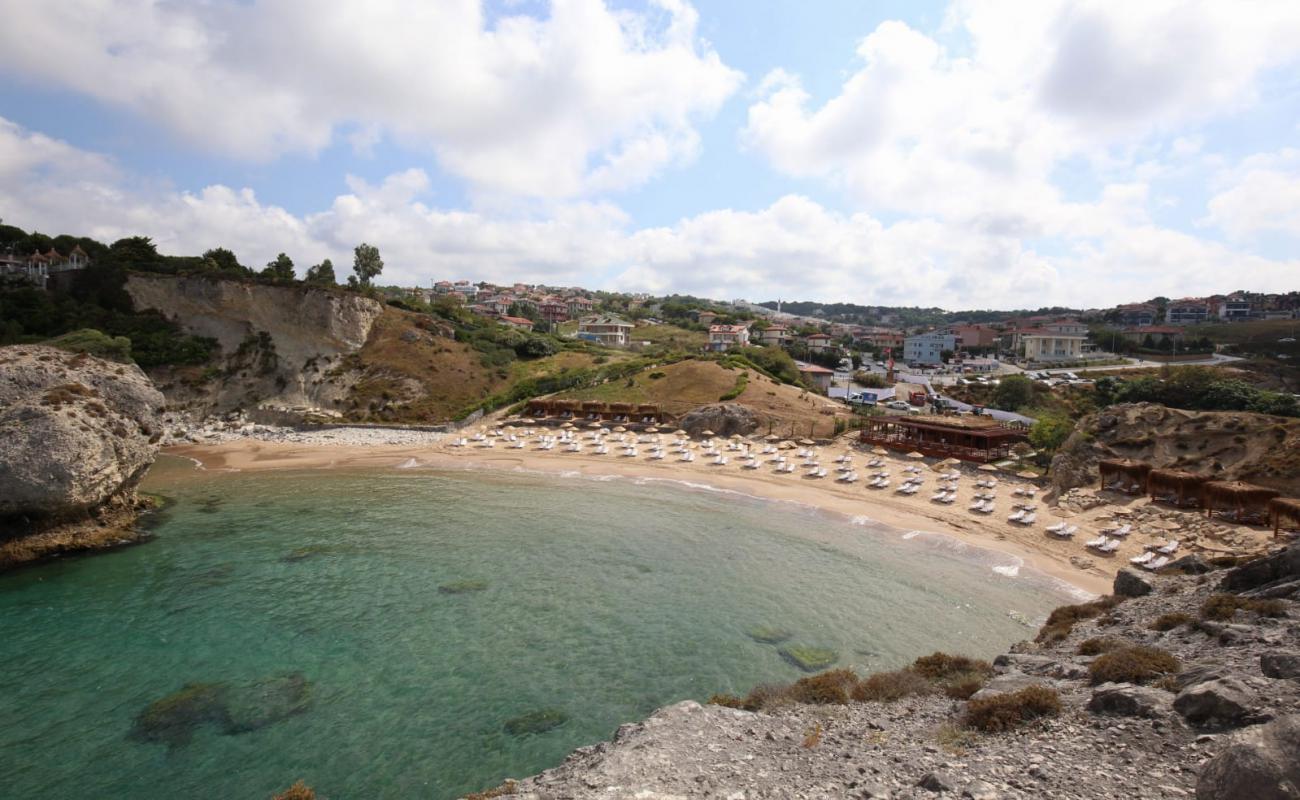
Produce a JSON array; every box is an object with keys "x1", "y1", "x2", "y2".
[
  {"x1": 906, "y1": 451, "x2": 925, "y2": 459},
  {"x1": 978, "y1": 464, "x2": 1000, "y2": 472},
  {"x1": 613, "y1": 426, "x2": 627, "y2": 433},
  {"x1": 1099, "y1": 459, "x2": 1151, "y2": 494},
  {"x1": 1202, "y1": 481, "x2": 1280, "y2": 523},
  {"x1": 1016, "y1": 470, "x2": 1039, "y2": 480},
  {"x1": 872, "y1": 447, "x2": 889, "y2": 456},
  {"x1": 799, "y1": 438, "x2": 815, "y2": 446},
  {"x1": 765, "y1": 434, "x2": 780, "y2": 442},
  {"x1": 646, "y1": 426, "x2": 659, "y2": 433},
  {"x1": 1147, "y1": 469, "x2": 1207, "y2": 508},
  {"x1": 587, "y1": 421, "x2": 602, "y2": 429},
  {"x1": 675, "y1": 429, "x2": 688, "y2": 436},
  {"x1": 779, "y1": 440, "x2": 797, "y2": 450},
  {"x1": 1269, "y1": 497, "x2": 1300, "y2": 538},
  {"x1": 730, "y1": 434, "x2": 743, "y2": 440},
  {"x1": 701, "y1": 430, "x2": 715, "y2": 437},
  {"x1": 520, "y1": 418, "x2": 535, "y2": 424}
]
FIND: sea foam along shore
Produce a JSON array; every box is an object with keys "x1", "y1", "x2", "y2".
[{"x1": 164, "y1": 425, "x2": 1114, "y2": 596}]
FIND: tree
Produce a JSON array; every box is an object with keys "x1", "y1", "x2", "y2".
[
  {"x1": 202, "y1": 247, "x2": 248, "y2": 276},
  {"x1": 304, "y1": 259, "x2": 336, "y2": 285},
  {"x1": 992, "y1": 374, "x2": 1036, "y2": 411},
  {"x1": 352, "y1": 243, "x2": 383, "y2": 287},
  {"x1": 1028, "y1": 411, "x2": 1074, "y2": 453},
  {"x1": 261, "y1": 252, "x2": 295, "y2": 281}
]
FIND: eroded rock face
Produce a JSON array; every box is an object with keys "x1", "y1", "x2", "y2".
[
  {"x1": 677, "y1": 403, "x2": 758, "y2": 438},
  {"x1": 1196, "y1": 715, "x2": 1300, "y2": 800},
  {"x1": 0, "y1": 345, "x2": 164, "y2": 518}
]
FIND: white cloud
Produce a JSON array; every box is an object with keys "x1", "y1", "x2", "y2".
[
  {"x1": 0, "y1": 0, "x2": 742, "y2": 199},
  {"x1": 1205, "y1": 149, "x2": 1300, "y2": 240},
  {"x1": 742, "y1": 0, "x2": 1300, "y2": 230}
]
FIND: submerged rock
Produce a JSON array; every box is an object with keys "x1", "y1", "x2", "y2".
[
  {"x1": 129, "y1": 683, "x2": 231, "y2": 747},
  {"x1": 504, "y1": 708, "x2": 569, "y2": 736},
  {"x1": 746, "y1": 626, "x2": 793, "y2": 645},
  {"x1": 438, "y1": 580, "x2": 488, "y2": 595},
  {"x1": 129, "y1": 672, "x2": 313, "y2": 748},
  {"x1": 778, "y1": 645, "x2": 838, "y2": 672}
]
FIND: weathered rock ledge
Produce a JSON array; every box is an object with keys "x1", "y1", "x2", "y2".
[
  {"x1": 474, "y1": 546, "x2": 1300, "y2": 799},
  {"x1": 0, "y1": 345, "x2": 164, "y2": 568}
]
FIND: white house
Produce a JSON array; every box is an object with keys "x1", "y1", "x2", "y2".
[
  {"x1": 708, "y1": 324, "x2": 750, "y2": 352},
  {"x1": 1022, "y1": 333, "x2": 1086, "y2": 362},
  {"x1": 577, "y1": 314, "x2": 634, "y2": 347},
  {"x1": 756, "y1": 324, "x2": 791, "y2": 347}
]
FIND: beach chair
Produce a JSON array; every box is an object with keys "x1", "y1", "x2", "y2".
[
  {"x1": 978, "y1": 501, "x2": 996, "y2": 514},
  {"x1": 1008, "y1": 509, "x2": 1025, "y2": 522},
  {"x1": 1130, "y1": 551, "x2": 1154, "y2": 566},
  {"x1": 1021, "y1": 512, "x2": 1036, "y2": 525},
  {"x1": 1046, "y1": 522, "x2": 1067, "y2": 534},
  {"x1": 1085, "y1": 536, "x2": 1106, "y2": 549},
  {"x1": 742, "y1": 459, "x2": 759, "y2": 469},
  {"x1": 931, "y1": 491, "x2": 948, "y2": 502},
  {"x1": 941, "y1": 492, "x2": 957, "y2": 504},
  {"x1": 968, "y1": 499, "x2": 984, "y2": 511},
  {"x1": 1158, "y1": 540, "x2": 1180, "y2": 555},
  {"x1": 712, "y1": 456, "x2": 727, "y2": 466},
  {"x1": 1144, "y1": 556, "x2": 1170, "y2": 571}
]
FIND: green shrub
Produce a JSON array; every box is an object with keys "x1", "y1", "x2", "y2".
[
  {"x1": 1150, "y1": 612, "x2": 1194, "y2": 631},
  {"x1": 46, "y1": 328, "x2": 132, "y2": 361},
  {"x1": 963, "y1": 686, "x2": 1062, "y2": 732},
  {"x1": 1088, "y1": 646, "x2": 1180, "y2": 685},
  {"x1": 851, "y1": 669, "x2": 932, "y2": 703},
  {"x1": 719, "y1": 371, "x2": 749, "y2": 402}
]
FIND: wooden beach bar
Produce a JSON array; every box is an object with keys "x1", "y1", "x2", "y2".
[{"x1": 858, "y1": 415, "x2": 1027, "y2": 463}]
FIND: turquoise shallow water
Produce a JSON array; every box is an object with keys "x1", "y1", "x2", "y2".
[{"x1": 0, "y1": 458, "x2": 1076, "y2": 799}]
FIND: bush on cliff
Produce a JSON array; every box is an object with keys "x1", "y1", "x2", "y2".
[
  {"x1": 963, "y1": 686, "x2": 1062, "y2": 732},
  {"x1": 1088, "y1": 645, "x2": 1180, "y2": 685}
]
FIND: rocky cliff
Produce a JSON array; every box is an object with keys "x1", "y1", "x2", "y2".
[
  {"x1": 478, "y1": 545, "x2": 1300, "y2": 799},
  {"x1": 125, "y1": 273, "x2": 384, "y2": 416},
  {"x1": 1050, "y1": 403, "x2": 1300, "y2": 497},
  {"x1": 0, "y1": 345, "x2": 165, "y2": 567}
]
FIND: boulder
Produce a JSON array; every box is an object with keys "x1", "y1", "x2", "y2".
[
  {"x1": 917, "y1": 772, "x2": 956, "y2": 793},
  {"x1": 1261, "y1": 652, "x2": 1300, "y2": 680},
  {"x1": 1088, "y1": 683, "x2": 1174, "y2": 718},
  {"x1": 0, "y1": 345, "x2": 164, "y2": 518},
  {"x1": 1166, "y1": 554, "x2": 1213, "y2": 575},
  {"x1": 677, "y1": 403, "x2": 759, "y2": 438},
  {"x1": 1174, "y1": 677, "x2": 1255, "y2": 727},
  {"x1": 970, "y1": 670, "x2": 1047, "y2": 701},
  {"x1": 1221, "y1": 544, "x2": 1300, "y2": 593},
  {"x1": 1196, "y1": 715, "x2": 1300, "y2": 800},
  {"x1": 1113, "y1": 568, "x2": 1155, "y2": 598}
]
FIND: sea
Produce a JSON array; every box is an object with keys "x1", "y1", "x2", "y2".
[{"x1": 0, "y1": 456, "x2": 1082, "y2": 799}]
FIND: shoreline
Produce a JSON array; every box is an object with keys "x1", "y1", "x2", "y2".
[{"x1": 164, "y1": 437, "x2": 1115, "y2": 596}]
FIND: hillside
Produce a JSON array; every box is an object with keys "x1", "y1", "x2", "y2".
[
  {"x1": 553, "y1": 359, "x2": 849, "y2": 436},
  {"x1": 1051, "y1": 403, "x2": 1300, "y2": 496}
]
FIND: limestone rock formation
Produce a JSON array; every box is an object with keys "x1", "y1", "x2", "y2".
[
  {"x1": 0, "y1": 345, "x2": 164, "y2": 518},
  {"x1": 1049, "y1": 402, "x2": 1300, "y2": 497},
  {"x1": 677, "y1": 402, "x2": 758, "y2": 437}
]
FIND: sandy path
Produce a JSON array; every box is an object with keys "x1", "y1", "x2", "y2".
[{"x1": 165, "y1": 435, "x2": 1119, "y2": 596}]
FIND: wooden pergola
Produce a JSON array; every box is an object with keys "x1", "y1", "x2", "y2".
[
  {"x1": 858, "y1": 415, "x2": 1026, "y2": 463},
  {"x1": 521, "y1": 399, "x2": 665, "y2": 425},
  {"x1": 1146, "y1": 469, "x2": 1207, "y2": 508},
  {"x1": 1202, "y1": 480, "x2": 1280, "y2": 524},
  {"x1": 1269, "y1": 498, "x2": 1300, "y2": 538},
  {"x1": 1099, "y1": 459, "x2": 1151, "y2": 495}
]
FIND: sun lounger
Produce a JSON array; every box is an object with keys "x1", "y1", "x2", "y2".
[
  {"x1": 1020, "y1": 512, "x2": 1036, "y2": 525},
  {"x1": 1143, "y1": 556, "x2": 1170, "y2": 571},
  {"x1": 1130, "y1": 551, "x2": 1154, "y2": 565},
  {"x1": 1046, "y1": 522, "x2": 1066, "y2": 533},
  {"x1": 1085, "y1": 536, "x2": 1106, "y2": 549},
  {"x1": 931, "y1": 491, "x2": 948, "y2": 502},
  {"x1": 1008, "y1": 509, "x2": 1025, "y2": 522},
  {"x1": 1158, "y1": 540, "x2": 1180, "y2": 555}
]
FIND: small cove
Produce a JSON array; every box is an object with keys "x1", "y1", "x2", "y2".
[{"x1": 0, "y1": 457, "x2": 1074, "y2": 799}]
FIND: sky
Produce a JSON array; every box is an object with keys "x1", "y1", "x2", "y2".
[{"x1": 1, "y1": 0, "x2": 1299, "y2": 310}]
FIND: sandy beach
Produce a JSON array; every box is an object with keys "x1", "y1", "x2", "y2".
[{"x1": 165, "y1": 428, "x2": 1148, "y2": 596}]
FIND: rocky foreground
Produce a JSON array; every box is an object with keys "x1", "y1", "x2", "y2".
[
  {"x1": 0, "y1": 345, "x2": 164, "y2": 568},
  {"x1": 476, "y1": 546, "x2": 1300, "y2": 800}
]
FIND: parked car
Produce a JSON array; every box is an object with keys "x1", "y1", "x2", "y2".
[{"x1": 886, "y1": 400, "x2": 911, "y2": 411}]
